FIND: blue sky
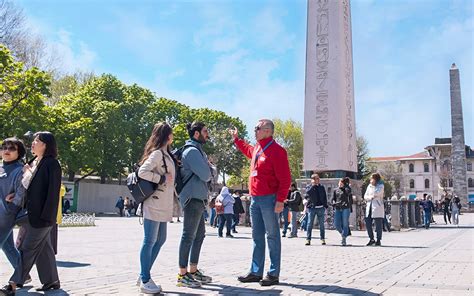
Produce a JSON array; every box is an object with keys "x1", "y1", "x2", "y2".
[{"x1": 19, "y1": 0, "x2": 473, "y2": 157}]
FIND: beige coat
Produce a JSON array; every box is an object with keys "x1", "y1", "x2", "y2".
[
  {"x1": 364, "y1": 183, "x2": 385, "y2": 218},
  {"x1": 138, "y1": 148, "x2": 176, "y2": 222}
]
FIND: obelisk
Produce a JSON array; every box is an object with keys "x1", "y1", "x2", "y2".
[
  {"x1": 449, "y1": 63, "x2": 468, "y2": 206},
  {"x1": 303, "y1": 0, "x2": 357, "y2": 172}
]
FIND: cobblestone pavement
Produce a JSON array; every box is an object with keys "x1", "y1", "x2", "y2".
[{"x1": 1, "y1": 213, "x2": 473, "y2": 295}]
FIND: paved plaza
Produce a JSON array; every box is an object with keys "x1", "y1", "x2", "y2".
[{"x1": 1, "y1": 213, "x2": 473, "y2": 295}]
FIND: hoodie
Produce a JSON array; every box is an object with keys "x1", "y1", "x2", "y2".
[{"x1": 216, "y1": 187, "x2": 235, "y2": 214}]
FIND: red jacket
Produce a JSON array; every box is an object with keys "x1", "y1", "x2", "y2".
[{"x1": 234, "y1": 136, "x2": 291, "y2": 203}]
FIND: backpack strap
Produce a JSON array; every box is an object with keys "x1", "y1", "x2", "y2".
[{"x1": 162, "y1": 151, "x2": 168, "y2": 173}]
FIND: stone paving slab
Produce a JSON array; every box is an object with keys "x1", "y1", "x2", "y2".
[{"x1": 1, "y1": 213, "x2": 473, "y2": 295}]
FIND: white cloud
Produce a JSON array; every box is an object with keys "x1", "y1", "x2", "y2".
[{"x1": 251, "y1": 7, "x2": 296, "y2": 53}]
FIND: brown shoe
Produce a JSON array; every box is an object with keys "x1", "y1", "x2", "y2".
[
  {"x1": 259, "y1": 275, "x2": 279, "y2": 286},
  {"x1": 237, "y1": 273, "x2": 262, "y2": 283}
]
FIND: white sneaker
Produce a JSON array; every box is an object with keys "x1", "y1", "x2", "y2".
[{"x1": 139, "y1": 279, "x2": 161, "y2": 294}]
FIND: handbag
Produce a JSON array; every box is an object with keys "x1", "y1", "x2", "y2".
[{"x1": 127, "y1": 170, "x2": 158, "y2": 204}]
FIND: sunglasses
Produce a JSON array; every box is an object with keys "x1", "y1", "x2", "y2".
[
  {"x1": 254, "y1": 126, "x2": 270, "y2": 131},
  {"x1": 1, "y1": 146, "x2": 17, "y2": 152}
]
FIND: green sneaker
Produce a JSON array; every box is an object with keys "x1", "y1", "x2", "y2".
[
  {"x1": 191, "y1": 269, "x2": 212, "y2": 284},
  {"x1": 177, "y1": 273, "x2": 201, "y2": 288}
]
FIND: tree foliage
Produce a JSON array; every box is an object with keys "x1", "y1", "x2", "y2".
[{"x1": 272, "y1": 118, "x2": 303, "y2": 180}]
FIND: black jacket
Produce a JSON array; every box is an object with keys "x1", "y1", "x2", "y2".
[
  {"x1": 332, "y1": 185, "x2": 353, "y2": 210},
  {"x1": 233, "y1": 195, "x2": 245, "y2": 214},
  {"x1": 287, "y1": 190, "x2": 302, "y2": 212},
  {"x1": 26, "y1": 157, "x2": 62, "y2": 228},
  {"x1": 305, "y1": 184, "x2": 327, "y2": 208}
]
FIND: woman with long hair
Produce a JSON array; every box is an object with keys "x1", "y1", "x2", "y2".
[
  {"x1": 1, "y1": 132, "x2": 62, "y2": 295},
  {"x1": 136, "y1": 122, "x2": 176, "y2": 294},
  {"x1": 332, "y1": 177, "x2": 353, "y2": 246}
]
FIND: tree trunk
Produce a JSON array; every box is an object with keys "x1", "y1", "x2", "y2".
[
  {"x1": 100, "y1": 174, "x2": 106, "y2": 184},
  {"x1": 68, "y1": 170, "x2": 75, "y2": 182}
]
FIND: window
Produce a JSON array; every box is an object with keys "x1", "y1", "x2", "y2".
[
  {"x1": 409, "y1": 163, "x2": 414, "y2": 173},
  {"x1": 410, "y1": 179, "x2": 415, "y2": 189},
  {"x1": 424, "y1": 163, "x2": 429, "y2": 172},
  {"x1": 468, "y1": 163, "x2": 472, "y2": 171},
  {"x1": 469, "y1": 178, "x2": 474, "y2": 188},
  {"x1": 449, "y1": 179, "x2": 453, "y2": 187},
  {"x1": 425, "y1": 179, "x2": 430, "y2": 189}
]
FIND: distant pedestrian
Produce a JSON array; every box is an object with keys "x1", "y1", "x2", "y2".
[
  {"x1": 116, "y1": 196, "x2": 124, "y2": 217},
  {"x1": 441, "y1": 195, "x2": 451, "y2": 224},
  {"x1": 332, "y1": 177, "x2": 353, "y2": 246},
  {"x1": 209, "y1": 193, "x2": 217, "y2": 227},
  {"x1": 364, "y1": 173, "x2": 384, "y2": 246},
  {"x1": 280, "y1": 190, "x2": 291, "y2": 237},
  {"x1": 232, "y1": 190, "x2": 245, "y2": 233},
  {"x1": 420, "y1": 194, "x2": 435, "y2": 229},
  {"x1": 304, "y1": 174, "x2": 328, "y2": 246},
  {"x1": 232, "y1": 119, "x2": 291, "y2": 287},
  {"x1": 451, "y1": 195, "x2": 461, "y2": 225},
  {"x1": 286, "y1": 183, "x2": 302, "y2": 238},
  {"x1": 216, "y1": 187, "x2": 235, "y2": 238},
  {"x1": 124, "y1": 197, "x2": 132, "y2": 217},
  {"x1": 136, "y1": 122, "x2": 176, "y2": 294}
]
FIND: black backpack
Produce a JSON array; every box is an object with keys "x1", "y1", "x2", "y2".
[{"x1": 172, "y1": 144, "x2": 203, "y2": 194}]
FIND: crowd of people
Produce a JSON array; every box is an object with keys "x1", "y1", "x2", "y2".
[{"x1": 0, "y1": 119, "x2": 467, "y2": 295}]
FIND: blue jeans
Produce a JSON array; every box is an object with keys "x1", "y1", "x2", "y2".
[
  {"x1": 280, "y1": 207, "x2": 289, "y2": 235},
  {"x1": 218, "y1": 214, "x2": 233, "y2": 236},
  {"x1": 334, "y1": 208, "x2": 350, "y2": 238},
  {"x1": 0, "y1": 213, "x2": 19, "y2": 270},
  {"x1": 140, "y1": 219, "x2": 167, "y2": 283},
  {"x1": 423, "y1": 210, "x2": 431, "y2": 228},
  {"x1": 290, "y1": 211, "x2": 299, "y2": 236},
  {"x1": 301, "y1": 213, "x2": 308, "y2": 230},
  {"x1": 210, "y1": 208, "x2": 217, "y2": 226},
  {"x1": 306, "y1": 207, "x2": 325, "y2": 240},
  {"x1": 179, "y1": 199, "x2": 206, "y2": 268},
  {"x1": 250, "y1": 195, "x2": 281, "y2": 277}
]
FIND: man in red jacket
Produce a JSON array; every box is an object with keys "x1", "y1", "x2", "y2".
[{"x1": 230, "y1": 119, "x2": 291, "y2": 286}]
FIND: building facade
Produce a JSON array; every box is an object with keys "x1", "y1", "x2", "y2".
[{"x1": 368, "y1": 138, "x2": 474, "y2": 205}]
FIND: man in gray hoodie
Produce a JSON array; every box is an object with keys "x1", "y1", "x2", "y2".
[{"x1": 177, "y1": 122, "x2": 216, "y2": 288}]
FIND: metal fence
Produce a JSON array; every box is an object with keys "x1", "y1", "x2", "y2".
[{"x1": 60, "y1": 213, "x2": 96, "y2": 227}]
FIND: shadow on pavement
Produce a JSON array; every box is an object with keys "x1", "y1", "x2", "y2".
[
  {"x1": 280, "y1": 283, "x2": 379, "y2": 295},
  {"x1": 164, "y1": 283, "x2": 282, "y2": 295},
  {"x1": 15, "y1": 287, "x2": 69, "y2": 296},
  {"x1": 56, "y1": 261, "x2": 91, "y2": 268}
]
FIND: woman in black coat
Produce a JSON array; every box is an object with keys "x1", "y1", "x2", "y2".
[{"x1": 1, "y1": 132, "x2": 61, "y2": 295}]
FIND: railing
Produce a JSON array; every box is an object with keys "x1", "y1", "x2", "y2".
[{"x1": 60, "y1": 213, "x2": 96, "y2": 227}]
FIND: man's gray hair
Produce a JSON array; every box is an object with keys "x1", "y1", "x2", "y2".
[{"x1": 259, "y1": 119, "x2": 274, "y2": 131}]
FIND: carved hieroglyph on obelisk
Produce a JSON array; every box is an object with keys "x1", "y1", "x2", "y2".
[
  {"x1": 303, "y1": 0, "x2": 357, "y2": 172},
  {"x1": 449, "y1": 63, "x2": 468, "y2": 206}
]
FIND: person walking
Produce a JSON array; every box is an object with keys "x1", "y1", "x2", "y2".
[
  {"x1": 332, "y1": 177, "x2": 353, "y2": 246},
  {"x1": 216, "y1": 187, "x2": 235, "y2": 238},
  {"x1": 0, "y1": 138, "x2": 26, "y2": 284},
  {"x1": 133, "y1": 122, "x2": 176, "y2": 294},
  {"x1": 364, "y1": 173, "x2": 385, "y2": 246},
  {"x1": 304, "y1": 174, "x2": 328, "y2": 246},
  {"x1": 231, "y1": 119, "x2": 291, "y2": 287},
  {"x1": 441, "y1": 195, "x2": 451, "y2": 224},
  {"x1": 420, "y1": 194, "x2": 435, "y2": 229},
  {"x1": 1, "y1": 132, "x2": 62, "y2": 295},
  {"x1": 286, "y1": 183, "x2": 302, "y2": 238},
  {"x1": 115, "y1": 196, "x2": 124, "y2": 217},
  {"x1": 231, "y1": 190, "x2": 245, "y2": 233},
  {"x1": 280, "y1": 191, "x2": 291, "y2": 237},
  {"x1": 176, "y1": 122, "x2": 215, "y2": 288},
  {"x1": 451, "y1": 195, "x2": 461, "y2": 225}
]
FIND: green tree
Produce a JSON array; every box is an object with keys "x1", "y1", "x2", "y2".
[
  {"x1": 0, "y1": 44, "x2": 51, "y2": 139},
  {"x1": 357, "y1": 135, "x2": 370, "y2": 180},
  {"x1": 272, "y1": 118, "x2": 303, "y2": 180}
]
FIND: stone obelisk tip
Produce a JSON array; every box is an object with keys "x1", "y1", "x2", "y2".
[{"x1": 451, "y1": 63, "x2": 457, "y2": 69}]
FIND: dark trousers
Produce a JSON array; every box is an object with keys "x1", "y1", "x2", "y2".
[
  {"x1": 232, "y1": 213, "x2": 240, "y2": 231},
  {"x1": 443, "y1": 210, "x2": 451, "y2": 224},
  {"x1": 218, "y1": 214, "x2": 233, "y2": 236},
  {"x1": 365, "y1": 217, "x2": 383, "y2": 242},
  {"x1": 11, "y1": 223, "x2": 59, "y2": 285},
  {"x1": 178, "y1": 199, "x2": 206, "y2": 268}
]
